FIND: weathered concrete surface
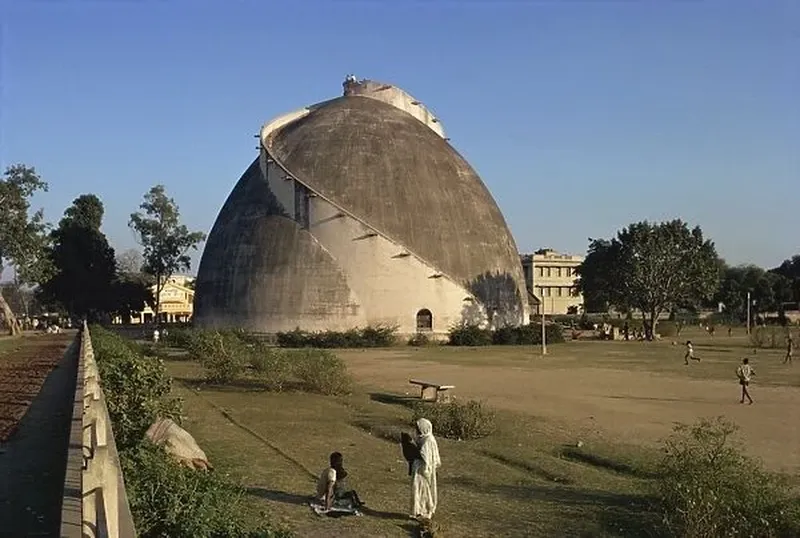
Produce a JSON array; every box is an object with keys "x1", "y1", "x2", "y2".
[
  {"x1": 0, "y1": 335, "x2": 77, "y2": 537},
  {"x1": 196, "y1": 81, "x2": 528, "y2": 334}
]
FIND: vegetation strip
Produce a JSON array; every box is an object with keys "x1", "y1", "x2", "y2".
[{"x1": 176, "y1": 378, "x2": 317, "y2": 481}]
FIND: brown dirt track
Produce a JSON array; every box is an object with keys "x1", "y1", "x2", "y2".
[
  {"x1": 0, "y1": 334, "x2": 73, "y2": 442},
  {"x1": 338, "y1": 334, "x2": 800, "y2": 475}
]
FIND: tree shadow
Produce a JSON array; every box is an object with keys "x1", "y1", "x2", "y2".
[
  {"x1": 246, "y1": 487, "x2": 411, "y2": 524},
  {"x1": 447, "y1": 476, "x2": 663, "y2": 537},
  {"x1": 246, "y1": 487, "x2": 310, "y2": 506},
  {"x1": 369, "y1": 392, "x2": 418, "y2": 409}
]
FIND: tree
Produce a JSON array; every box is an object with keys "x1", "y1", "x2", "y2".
[
  {"x1": 39, "y1": 195, "x2": 117, "y2": 321},
  {"x1": 0, "y1": 165, "x2": 51, "y2": 335},
  {"x1": 575, "y1": 238, "x2": 622, "y2": 313},
  {"x1": 715, "y1": 264, "x2": 794, "y2": 323},
  {"x1": 116, "y1": 248, "x2": 145, "y2": 277},
  {"x1": 60, "y1": 193, "x2": 104, "y2": 231},
  {"x1": 129, "y1": 185, "x2": 206, "y2": 323},
  {"x1": 772, "y1": 255, "x2": 800, "y2": 304},
  {"x1": 576, "y1": 220, "x2": 719, "y2": 339}
]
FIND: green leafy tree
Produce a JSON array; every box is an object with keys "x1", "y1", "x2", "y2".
[
  {"x1": 772, "y1": 255, "x2": 800, "y2": 305},
  {"x1": 40, "y1": 195, "x2": 154, "y2": 322},
  {"x1": 576, "y1": 220, "x2": 719, "y2": 339},
  {"x1": 575, "y1": 238, "x2": 622, "y2": 313},
  {"x1": 0, "y1": 165, "x2": 51, "y2": 335},
  {"x1": 715, "y1": 264, "x2": 794, "y2": 323},
  {"x1": 39, "y1": 195, "x2": 117, "y2": 321},
  {"x1": 129, "y1": 185, "x2": 206, "y2": 323}
]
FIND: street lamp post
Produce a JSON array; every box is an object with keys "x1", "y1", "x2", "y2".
[
  {"x1": 541, "y1": 299, "x2": 547, "y2": 355},
  {"x1": 746, "y1": 291, "x2": 751, "y2": 335}
]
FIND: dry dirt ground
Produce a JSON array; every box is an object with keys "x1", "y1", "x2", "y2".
[
  {"x1": 0, "y1": 334, "x2": 74, "y2": 441},
  {"x1": 338, "y1": 331, "x2": 800, "y2": 475}
]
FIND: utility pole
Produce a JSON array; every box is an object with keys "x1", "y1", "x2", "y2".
[
  {"x1": 541, "y1": 295, "x2": 547, "y2": 355},
  {"x1": 746, "y1": 291, "x2": 751, "y2": 335}
]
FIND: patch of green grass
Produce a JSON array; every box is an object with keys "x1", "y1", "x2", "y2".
[{"x1": 168, "y1": 360, "x2": 660, "y2": 538}]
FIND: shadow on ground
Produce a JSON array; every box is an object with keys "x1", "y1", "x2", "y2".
[
  {"x1": 246, "y1": 487, "x2": 410, "y2": 523},
  {"x1": 448, "y1": 476, "x2": 663, "y2": 537}
]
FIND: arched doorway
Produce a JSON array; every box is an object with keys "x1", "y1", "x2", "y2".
[{"x1": 416, "y1": 309, "x2": 433, "y2": 332}]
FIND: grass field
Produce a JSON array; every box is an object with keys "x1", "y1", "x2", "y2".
[{"x1": 165, "y1": 326, "x2": 800, "y2": 538}]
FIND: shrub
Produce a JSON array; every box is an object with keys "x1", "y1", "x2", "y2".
[
  {"x1": 163, "y1": 327, "x2": 196, "y2": 350},
  {"x1": 122, "y1": 441, "x2": 291, "y2": 538},
  {"x1": 447, "y1": 324, "x2": 492, "y2": 346},
  {"x1": 246, "y1": 343, "x2": 292, "y2": 392},
  {"x1": 412, "y1": 399, "x2": 495, "y2": 440},
  {"x1": 287, "y1": 348, "x2": 352, "y2": 395},
  {"x1": 656, "y1": 417, "x2": 800, "y2": 538},
  {"x1": 90, "y1": 326, "x2": 181, "y2": 450},
  {"x1": 276, "y1": 325, "x2": 397, "y2": 348},
  {"x1": 451, "y1": 323, "x2": 565, "y2": 346},
  {"x1": 750, "y1": 326, "x2": 787, "y2": 349},
  {"x1": 190, "y1": 330, "x2": 250, "y2": 384},
  {"x1": 408, "y1": 333, "x2": 432, "y2": 346}
]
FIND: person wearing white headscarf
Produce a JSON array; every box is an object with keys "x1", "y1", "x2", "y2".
[{"x1": 411, "y1": 417, "x2": 441, "y2": 519}]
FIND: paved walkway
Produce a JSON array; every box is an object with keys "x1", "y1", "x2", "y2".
[{"x1": 0, "y1": 337, "x2": 78, "y2": 537}]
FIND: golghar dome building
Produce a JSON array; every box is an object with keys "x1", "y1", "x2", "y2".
[{"x1": 194, "y1": 76, "x2": 529, "y2": 336}]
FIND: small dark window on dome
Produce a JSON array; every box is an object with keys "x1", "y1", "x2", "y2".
[{"x1": 416, "y1": 309, "x2": 433, "y2": 332}]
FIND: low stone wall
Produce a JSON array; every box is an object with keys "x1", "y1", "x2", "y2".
[{"x1": 60, "y1": 323, "x2": 136, "y2": 538}]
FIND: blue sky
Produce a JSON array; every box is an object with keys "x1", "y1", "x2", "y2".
[{"x1": 2, "y1": 0, "x2": 798, "y2": 277}]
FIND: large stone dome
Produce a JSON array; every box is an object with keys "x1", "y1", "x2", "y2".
[{"x1": 194, "y1": 78, "x2": 528, "y2": 335}]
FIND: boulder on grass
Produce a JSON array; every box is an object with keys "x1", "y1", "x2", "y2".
[{"x1": 146, "y1": 417, "x2": 212, "y2": 471}]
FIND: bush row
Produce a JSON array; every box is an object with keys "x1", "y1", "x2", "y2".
[
  {"x1": 447, "y1": 323, "x2": 566, "y2": 346},
  {"x1": 750, "y1": 326, "x2": 795, "y2": 349},
  {"x1": 657, "y1": 417, "x2": 800, "y2": 537},
  {"x1": 167, "y1": 328, "x2": 353, "y2": 395},
  {"x1": 412, "y1": 399, "x2": 496, "y2": 440},
  {"x1": 276, "y1": 326, "x2": 397, "y2": 348},
  {"x1": 89, "y1": 326, "x2": 290, "y2": 538}
]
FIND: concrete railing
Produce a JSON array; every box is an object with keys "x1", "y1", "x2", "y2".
[{"x1": 60, "y1": 322, "x2": 136, "y2": 538}]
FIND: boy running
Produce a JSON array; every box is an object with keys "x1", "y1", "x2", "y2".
[
  {"x1": 736, "y1": 358, "x2": 755, "y2": 404},
  {"x1": 684, "y1": 340, "x2": 700, "y2": 365}
]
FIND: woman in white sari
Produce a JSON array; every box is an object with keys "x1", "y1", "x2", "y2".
[{"x1": 411, "y1": 418, "x2": 441, "y2": 520}]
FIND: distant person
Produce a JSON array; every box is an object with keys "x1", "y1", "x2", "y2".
[
  {"x1": 684, "y1": 340, "x2": 700, "y2": 365},
  {"x1": 152, "y1": 328, "x2": 160, "y2": 344},
  {"x1": 411, "y1": 418, "x2": 441, "y2": 521},
  {"x1": 728, "y1": 326, "x2": 733, "y2": 337},
  {"x1": 315, "y1": 452, "x2": 363, "y2": 512},
  {"x1": 736, "y1": 358, "x2": 755, "y2": 404},
  {"x1": 785, "y1": 333, "x2": 794, "y2": 365}
]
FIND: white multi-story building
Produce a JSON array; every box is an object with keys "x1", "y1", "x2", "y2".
[{"x1": 520, "y1": 249, "x2": 584, "y2": 315}]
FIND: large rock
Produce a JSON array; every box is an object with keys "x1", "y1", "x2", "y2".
[{"x1": 146, "y1": 418, "x2": 212, "y2": 470}]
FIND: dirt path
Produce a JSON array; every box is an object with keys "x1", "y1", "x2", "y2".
[
  {"x1": 0, "y1": 334, "x2": 77, "y2": 538},
  {"x1": 342, "y1": 352, "x2": 800, "y2": 475}
]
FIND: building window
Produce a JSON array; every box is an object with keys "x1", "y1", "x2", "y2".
[
  {"x1": 571, "y1": 287, "x2": 580, "y2": 297},
  {"x1": 566, "y1": 267, "x2": 573, "y2": 277},
  {"x1": 546, "y1": 267, "x2": 551, "y2": 277},
  {"x1": 416, "y1": 309, "x2": 433, "y2": 332},
  {"x1": 537, "y1": 266, "x2": 544, "y2": 277},
  {"x1": 555, "y1": 267, "x2": 561, "y2": 278}
]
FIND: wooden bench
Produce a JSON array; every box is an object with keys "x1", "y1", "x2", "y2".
[{"x1": 409, "y1": 379, "x2": 455, "y2": 403}]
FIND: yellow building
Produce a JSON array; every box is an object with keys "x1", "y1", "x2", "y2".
[
  {"x1": 121, "y1": 275, "x2": 195, "y2": 324},
  {"x1": 520, "y1": 249, "x2": 584, "y2": 315}
]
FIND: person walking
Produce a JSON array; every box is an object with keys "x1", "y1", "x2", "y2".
[
  {"x1": 784, "y1": 332, "x2": 793, "y2": 365},
  {"x1": 410, "y1": 418, "x2": 441, "y2": 521},
  {"x1": 736, "y1": 358, "x2": 755, "y2": 404}
]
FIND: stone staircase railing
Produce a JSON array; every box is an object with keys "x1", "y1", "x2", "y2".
[{"x1": 60, "y1": 322, "x2": 136, "y2": 537}]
